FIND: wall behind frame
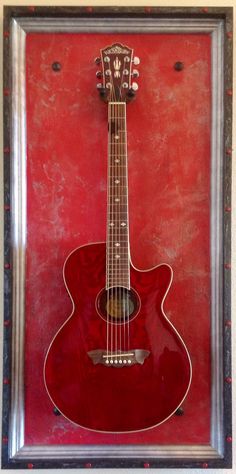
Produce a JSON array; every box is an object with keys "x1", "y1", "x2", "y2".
[{"x1": 0, "y1": 0, "x2": 235, "y2": 473}]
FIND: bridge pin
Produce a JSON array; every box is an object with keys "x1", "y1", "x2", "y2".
[
  {"x1": 119, "y1": 360, "x2": 122, "y2": 364},
  {"x1": 110, "y1": 360, "x2": 114, "y2": 364},
  {"x1": 123, "y1": 359, "x2": 127, "y2": 364},
  {"x1": 105, "y1": 359, "x2": 109, "y2": 364},
  {"x1": 128, "y1": 359, "x2": 132, "y2": 364},
  {"x1": 114, "y1": 360, "x2": 118, "y2": 364}
]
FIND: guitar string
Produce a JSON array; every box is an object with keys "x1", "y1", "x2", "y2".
[
  {"x1": 121, "y1": 100, "x2": 127, "y2": 353},
  {"x1": 117, "y1": 105, "x2": 123, "y2": 353},
  {"x1": 124, "y1": 101, "x2": 130, "y2": 352},
  {"x1": 124, "y1": 101, "x2": 128, "y2": 352},
  {"x1": 115, "y1": 99, "x2": 122, "y2": 357},
  {"x1": 106, "y1": 101, "x2": 111, "y2": 361},
  {"x1": 120, "y1": 65, "x2": 129, "y2": 355},
  {"x1": 109, "y1": 97, "x2": 115, "y2": 360},
  {"x1": 115, "y1": 104, "x2": 121, "y2": 359},
  {"x1": 110, "y1": 87, "x2": 116, "y2": 361},
  {"x1": 108, "y1": 78, "x2": 113, "y2": 361},
  {"x1": 118, "y1": 100, "x2": 124, "y2": 352},
  {"x1": 115, "y1": 98, "x2": 128, "y2": 354},
  {"x1": 112, "y1": 80, "x2": 118, "y2": 361},
  {"x1": 115, "y1": 100, "x2": 118, "y2": 361},
  {"x1": 110, "y1": 79, "x2": 116, "y2": 361}
]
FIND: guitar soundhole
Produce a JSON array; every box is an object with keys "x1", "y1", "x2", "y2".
[{"x1": 96, "y1": 287, "x2": 140, "y2": 324}]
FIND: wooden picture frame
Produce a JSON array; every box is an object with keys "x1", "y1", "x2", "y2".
[{"x1": 2, "y1": 5, "x2": 232, "y2": 469}]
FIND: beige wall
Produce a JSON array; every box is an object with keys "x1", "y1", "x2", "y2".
[{"x1": 0, "y1": 0, "x2": 235, "y2": 473}]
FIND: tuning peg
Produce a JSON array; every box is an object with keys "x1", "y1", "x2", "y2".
[
  {"x1": 96, "y1": 71, "x2": 102, "y2": 78},
  {"x1": 133, "y1": 56, "x2": 140, "y2": 65},
  {"x1": 94, "y1": 57, "x2": 101, "y2": 65},
  {"x1": 132, "y1": 69, "x2": 139, "y2": 78},
  {"x1": 96, "y1": 83, "x2": 103, "y2": 89},
  {"x1": 131, "y1": 82, "x2": 139, "y2": 91}
]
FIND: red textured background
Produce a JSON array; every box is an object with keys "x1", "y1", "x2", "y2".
[{"x1": 25, "y1": 33, "x2": 211, "y2": 445}]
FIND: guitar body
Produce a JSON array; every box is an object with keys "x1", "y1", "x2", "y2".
[{"x1": 44, "y1": 242, "x2": 192, "y2": 432}]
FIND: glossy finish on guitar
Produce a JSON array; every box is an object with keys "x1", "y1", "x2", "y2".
[{"x1": 44, "y1": 242, "x2": 192, "y2": 432}]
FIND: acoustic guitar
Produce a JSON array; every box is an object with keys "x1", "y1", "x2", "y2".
[{"x1": 44, "y1": 43, "x2": 192, "y2": 433}]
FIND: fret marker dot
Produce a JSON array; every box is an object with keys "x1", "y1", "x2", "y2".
[
  {"x1": 115, "y1": 179, "x2": 120, "y2": 184},
  {"x1": 115, "y1": 243, "x2": 120, "y2": 247},
  {"x1": 121, "y1": 222, "x2": 126, "y2": 227},
  {"x1": 115, "y1": 135, "x2": 119, "y2": 140},
  {"x1": 115, "y1": 198, "x2": 120, "y2": 202},
  {"x1": 115, "y1": 159, "x2": 120, "y2": 163},
  {"x1": 109, "y1": 222, "x2": 114, "y2": 227},
  {"x1": 115, "y1": 255, "x2": 120, "y2": 259}
]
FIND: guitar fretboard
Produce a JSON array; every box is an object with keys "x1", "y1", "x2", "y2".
[{"x1": 106, "y1": 102, "x2": 130, "y2": 289}]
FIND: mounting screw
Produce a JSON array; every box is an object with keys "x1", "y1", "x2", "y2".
[
  {"x1": 143, "y1": 462, "x2": 150, "y2": 468},
  {"x1": 52, "y1": 62, "x2": 61, "y2": 72},
  {"x1": 174, "y1": 61, "x2": 184, "y2": 71},
  {"x1": 202, "y1": 462, "x2": 208, "y2": 468},
  {"x1": 175, "y1": 406, "x2": 184, "y2": 416},
  {"x1": 226, "y1": 435, "x2": 232, "y2": 443}
]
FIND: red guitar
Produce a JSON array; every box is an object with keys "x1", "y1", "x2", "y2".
[{"x1": 44, "y1": 43, "x2": 192, "y2": 433}]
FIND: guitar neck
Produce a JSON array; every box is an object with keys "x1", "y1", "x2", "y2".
[{"x1": 106, "y1": 102, "x2": 130, "y2": 289}]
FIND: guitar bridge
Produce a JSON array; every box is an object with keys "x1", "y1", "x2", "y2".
[{"x1": 87, "y1": 349, "x2": 150, "y2": 367}]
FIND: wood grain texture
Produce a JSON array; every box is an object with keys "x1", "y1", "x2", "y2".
[{"x1": 44, "y1": 242, "x2": 191, "y2": 432}]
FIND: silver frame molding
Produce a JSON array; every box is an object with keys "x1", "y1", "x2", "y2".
[{"x1": 9, "y1": 16, "x2": 224, "y2": 462}]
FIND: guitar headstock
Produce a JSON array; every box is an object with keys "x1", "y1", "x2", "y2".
[{"x1": 95, "y1": 43, "x2": 140, "y2": 103}]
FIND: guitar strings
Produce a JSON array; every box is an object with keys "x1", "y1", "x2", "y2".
[
  {"x1": 106, "y1": 71, "x2": 131, "y2": 360},
  {"x1": 106, "y1": 101, "x2": 111, "y2": 361},
  {"x1": 120, "y1": 100, "x2": 127, "y2": 353},
  {"x1": 116, "y1": 101, "x2": 119, "y2": 358},
  {"x1": 109, "y1": 81, "x2": 116, "y2": 361},
  {"x1": 125, "y1": 102, "x2": 130, "y2": 352},
  {"x1": 118, "y1": 101, "x2": 121, "y2": 358},
  {"x1": 110, "y1": 80, "x2": 116, "y2": 360}
]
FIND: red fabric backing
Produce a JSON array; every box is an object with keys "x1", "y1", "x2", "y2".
[{"x1": 25, "y1": 33, "x2": 211, "y2": 445}]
